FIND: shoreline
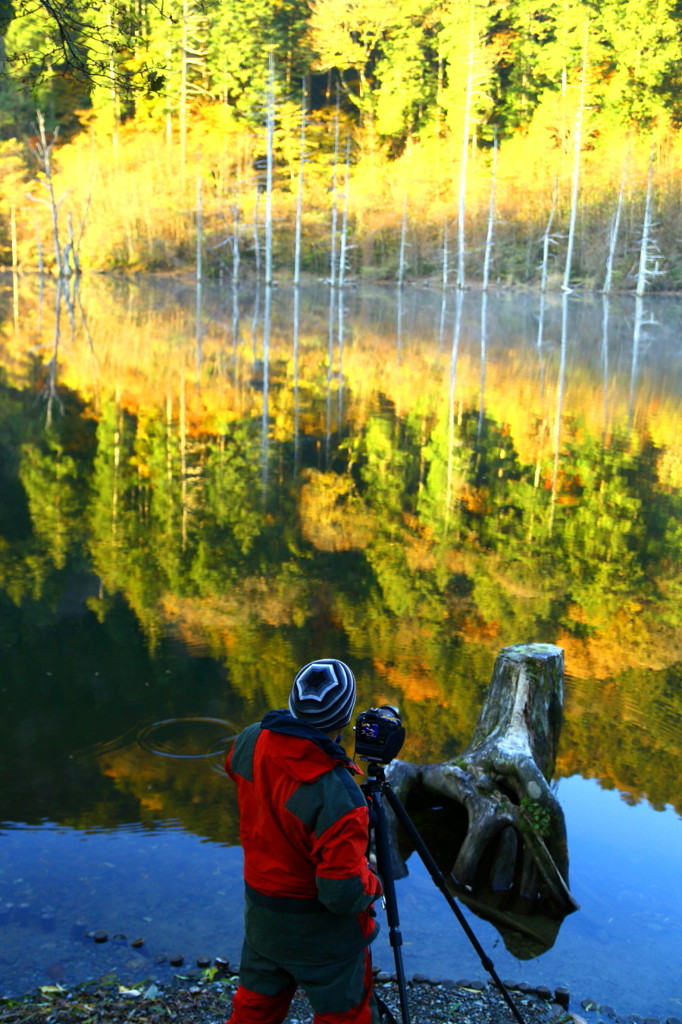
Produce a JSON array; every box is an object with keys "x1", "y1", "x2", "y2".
[
  {"x1": 2, "y1": 968, "x2": 680, "y2": 1024},
  {"x1": 3, "y1": 266, "x2": 682, "y2": 298}
]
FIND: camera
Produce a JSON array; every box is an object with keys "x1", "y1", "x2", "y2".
[{"x1": 354, "y1": 705, "x2": 405, "y2": 763}]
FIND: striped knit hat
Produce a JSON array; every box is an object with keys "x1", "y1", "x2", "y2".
[{"x1": 289, "y1": 659, "x2": 357, "y2": 732}]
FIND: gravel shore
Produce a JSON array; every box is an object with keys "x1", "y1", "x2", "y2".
[
  {"x1": 0, "y1": 973, "x2": 555, "y2": 1024},
  {"x1": 2, "y1": 971, "x2": 679, "y2": 1024}
]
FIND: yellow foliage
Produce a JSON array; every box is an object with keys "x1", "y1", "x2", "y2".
[
  {"x1": 3, "y1": 101, "x2": 682, "y2": 284},
  {"x1": 299, "y1": 469, "x2": 375, "y2": 551}
]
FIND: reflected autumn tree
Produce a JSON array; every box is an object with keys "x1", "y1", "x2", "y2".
[{"x1": 19, "y1": 441, "x2": 79, "y2": 568}]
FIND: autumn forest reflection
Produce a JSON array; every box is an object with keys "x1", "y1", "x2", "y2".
[{"x1": 1, "y1": 276, "x2": 681, "y2": 851}]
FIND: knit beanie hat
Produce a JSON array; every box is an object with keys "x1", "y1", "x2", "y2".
[{"x1": 288, "y1": 659, "x2": 357, "y2": 732}]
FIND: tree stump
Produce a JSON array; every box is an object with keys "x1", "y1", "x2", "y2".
[{"x1": 385, "y1": 643, "x2": 579, "y2": 929}]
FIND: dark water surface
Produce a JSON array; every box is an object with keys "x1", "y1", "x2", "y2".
[{"x1": 0, "y1": 278, "x2": 680, "y2": 1016}]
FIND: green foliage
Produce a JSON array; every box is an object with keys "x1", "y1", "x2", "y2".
[
  {"x1": 4, "y1": 0, "x2": 682, "y2": 146},
  {"x1": 208, "y1": 0, "x2": 310, "y2": 117},
  {"x1": 203, "y1": 428, "x2": 265, "y2": 555},
  {"x1": 519, "y1": 795, "x2": 552, "y2": 838},
  {"x1": 20, "y1": 439, "x2": 81, "y2": 569}
]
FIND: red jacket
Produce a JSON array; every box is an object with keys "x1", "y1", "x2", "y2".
[{"x1": 226, "y1": 710, "x2": 382, "y2": 963}]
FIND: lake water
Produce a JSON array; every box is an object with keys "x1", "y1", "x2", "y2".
[{"x1": 0, "y1": 276, "x2": 680, "y2": 1018}]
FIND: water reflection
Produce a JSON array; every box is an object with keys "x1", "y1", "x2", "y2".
[
  {"x1": 1, "y1": 277, "x2": 680, "y2": 806},
  {"x1": 0, "y1": 277, "x2": 681, "y2": 1008}
]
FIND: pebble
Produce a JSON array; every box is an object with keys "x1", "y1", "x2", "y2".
[{"x1": 555, "y1": 988, "x2": 570, "y2": 1008}]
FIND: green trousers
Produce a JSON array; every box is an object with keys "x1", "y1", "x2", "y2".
[{"x1": 227, "y1": 935, "x2": 381, "y2": 1023}]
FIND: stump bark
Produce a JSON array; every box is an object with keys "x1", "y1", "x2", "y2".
[{"x1": 385, "y1": 643, "x2": 579, "y2": 923}]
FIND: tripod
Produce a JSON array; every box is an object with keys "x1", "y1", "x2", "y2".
[{"x1": 362, "y1": 760, "x2": 527, "y2": 1024}]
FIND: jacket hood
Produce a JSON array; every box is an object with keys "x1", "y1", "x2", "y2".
[{"x1": 260, "y1": 709, "x2": 361, "y2": 781}]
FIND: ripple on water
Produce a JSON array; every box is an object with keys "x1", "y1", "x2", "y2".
[{"x1": 136, "y1": 717, "x2": 239, "y2": 760}]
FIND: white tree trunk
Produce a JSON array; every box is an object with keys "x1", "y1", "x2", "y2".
[
  {"x1": 265, "y1": 53, "x2": 275, "y2": 287},
  {"x1": 603, "y1": 159, "x2": 627, "y2": 294},
  {"x1": 562, "y1": 23, "x2": 588, "y2": 292},
  {"x1": 293, "y1": 82, "x2": 306, "y2": 288},
  {"x1": 482, "y1": 132, "x2": 498, "y2": 291},
  {"x1": 456, "y1": 28, "x2": 474, "y2": 290},
  {"x1": 636, "y1": 153, "x2": 655, "y2": 297}
]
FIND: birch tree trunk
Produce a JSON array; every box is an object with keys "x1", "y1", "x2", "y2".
[
  {"x1": 540, "y1": 183, "x2": 557, "y2": 294},
  {"x1": 397, "y1": 197, "x2": 408, "y2": 288},
  {"x1": 481, "y1": 132, "x2": 497, "y2": 291},
  {"x1": 456, "y1": 26, "x2": 474, "y2": 290},
  {"x1": 338, "y1": 136, "x2": 351, "y2": 288},
  {"x1": 328, "y1": 93, "x2": 341, "y2": 287},
  {"x1": 10, "y1": 204, "x2": 18, "y2": 272},
  {"x1": 562, "y1": 23, "x2": 588, "y2": 293},
  {"x1": 252, "y1": 193, "x2": 261, "y2": 281},
  {"x1": 636, "y1": 152, "x2": 656, "y2": 298},
  {"x1": 196, "y1": 173, "x2": 203, "y2": 284},
  {"x1": 180, "y1": 0, "x2": 189, "y2": 168},
  {"x1": 603, "y1": 159, "x2": 626, "y2": 294},
  {"x1": 264, "y1": 53, "x2": 275, "y2": 288},
  {"x1": 293, "y1": 82, "x2": 306, "y2": 288},
  {"x1": 231, "y1": 204, "x2": 241, "y2": 287},
  {"x1": 35, "y1": 113, "x2": 63, "y2": 276}
]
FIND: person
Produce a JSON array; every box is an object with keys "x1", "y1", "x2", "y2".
[{"x1": 225, "y1": 658, "x2": 384, "y2": 1024}]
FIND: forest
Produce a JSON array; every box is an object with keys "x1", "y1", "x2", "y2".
[{"x1": 2, "y1": 0, "x2": 682, "y2": 287}]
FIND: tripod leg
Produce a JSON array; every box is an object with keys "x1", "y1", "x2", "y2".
[
  {"x1": 370, "y1": 788, "x2": 412, "y2": 1024},
  {"x1": 382, "y1": 782, "x2": 528, "y2": 1024}
]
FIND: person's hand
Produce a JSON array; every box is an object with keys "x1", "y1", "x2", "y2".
[{"x1": 369, "y1": 865, "x2": 383, "y2": 897}]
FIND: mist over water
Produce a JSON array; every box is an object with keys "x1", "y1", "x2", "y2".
[{"x1": 0, "y1": 278, "x2": 680, "y2": 1015}]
